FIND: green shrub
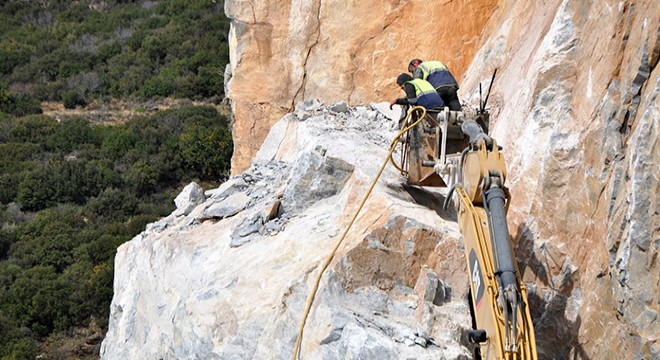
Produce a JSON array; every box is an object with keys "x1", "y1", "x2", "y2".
[
  {"x1": 100, "y1": 128, "x2": 139, "y2": 159},
  {"x1": 61, "y1": 90, "x2": 87, "y2": 109},
  {"x1": 0, "y1": 88, "x2": 42, "y2": 117},
  {"x1": 139, "y1": 76, "x2": 172, "y2": 98},
  {"x1": 0, "y1": 49, "x2": 29, "y2": 75},
  {"x1": 46, "y1": 117, "x2": 94, "y2": 152},
  {"x1": 84, "y1": 187, "x2": 138, "y2": 220},
  {"x1": 0, "y1": 173, "x2": 23, "y2": 204},
  {"x1": 6, "y1": 114, "x2": 57, "y2": 143},
  {"x1": 0, "y1": 226, "x2": 16, "y2": 260},
  {"x1": 1, "y1": 337, "x2": 38, "y2": 360},
  {"x1": 16, "y1": 167, "x2": 58, "y2": 211},
  {"x1": 97, "y1": 42, "x2": 122, "y2": 64},
  {"x1": 4, "y1": 265, "x2": 70, "y2": 337},
  {"x1": 178, "y1": 120, "x2": 232, "y2": 180}
]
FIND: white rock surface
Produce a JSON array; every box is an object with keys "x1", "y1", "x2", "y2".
[
  {"x1": 101, "y1": 103, "x2": 470, "y2": 359},
  {"x1": 173, "y1": 182, "x2": 205, "y2": 216}
]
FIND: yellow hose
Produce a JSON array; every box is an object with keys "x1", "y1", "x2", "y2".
[
  {"x1": 388, "y1": 107, "x2": 427, "y2": 174},
  {"x1": 291, "y1": 106, "x2": 427, "y2": 359}
]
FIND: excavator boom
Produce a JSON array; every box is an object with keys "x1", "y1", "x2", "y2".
[
  {"x1": 397, "y1": 100, "x2": 537, "y2": 359},
  {"x1": 453, "y1": 134, "x2": 537, "y2": 359}
]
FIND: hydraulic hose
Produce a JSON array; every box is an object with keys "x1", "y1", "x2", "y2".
[{"x1": 389, "y1": 107, "x2": 428, "y2": 173}]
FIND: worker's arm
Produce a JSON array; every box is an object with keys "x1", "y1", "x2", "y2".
[
  {"x1": 392, "y1": 83, "x2": 418, "y2": 107},
  {"x1": 412, "y1": 67, "x2": 424, "y2": 80}
]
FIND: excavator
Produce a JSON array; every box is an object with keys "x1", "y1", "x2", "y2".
[{"x1": 394, "y1": 71, "x2": 538, "y2": 360}]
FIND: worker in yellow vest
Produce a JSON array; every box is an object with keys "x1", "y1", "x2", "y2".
[
  {"x1": 408, "y1": 59, "x2": 461, "y2": 111},
  {"x1": 390, "y1": 73, "x2": 444, "y2": 128},
  {"x1": 390, "y1": 73, "x2": 444, "y2": 110}
]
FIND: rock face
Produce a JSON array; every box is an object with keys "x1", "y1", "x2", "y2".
[
  {"x1": 101, "y1": 103, "x2": 472, "y2": 359},
  {"x1": 458, "y1": 1, "x2": 660, "y2": 358},
  {"x1": 224, "y1": 0, "x2": 499, "y2": 173},
  {"x1": 102, "y1": 0, "x2": 660, "y2": 359}
]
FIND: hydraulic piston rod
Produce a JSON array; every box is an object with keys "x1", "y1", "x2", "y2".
[{"x1": 484, "y1": 186, "x2": 516, "y2": 289}]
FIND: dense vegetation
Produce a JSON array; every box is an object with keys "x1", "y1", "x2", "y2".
[
  {"x1": 0, "y1": 0, "x2": 234, "y2": 358},
  {"x1": 0, "y1": 106, "x2": 232, "y2": 358},
  {"x1": 0, "y1": 0, "x2": 230, "y2": 112}
]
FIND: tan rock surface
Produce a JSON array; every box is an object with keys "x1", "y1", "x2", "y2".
[
  {"x1": 227, "y1": 0, "x2": 659, "y2": 357},
  {"x1": 225, "y1": 0, "x2": 498, "y2": 173}
]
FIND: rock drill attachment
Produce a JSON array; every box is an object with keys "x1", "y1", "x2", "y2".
[{"x1": 394, "y1": 75, "x2": 537, "y2": 358}]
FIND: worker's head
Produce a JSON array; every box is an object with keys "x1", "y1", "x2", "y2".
[
  {"x1": 408, "y1": 59, "x2": 423, "y2": 72},
  {"x1": 396, "y1": 73, "x2": 412, "y2": 87}
]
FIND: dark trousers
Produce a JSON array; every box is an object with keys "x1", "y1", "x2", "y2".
[
  {"x1": 398, "y1": 104, "x2": 410, "y2": 129},
  {"x1": 437, "y1": 86, "x2": 461, "y2": 111}
]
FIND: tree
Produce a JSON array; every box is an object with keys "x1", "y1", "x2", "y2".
[
  {"x1": 84, "y1": 187, "x2": 138, "y2": 220},
  {"x1": 7, "y1": 114, "x2": 57, "y2": 143},
  {"x1": 61, "y1": 89, "x2": 87, "y2": 109},
  {"x1": 100, "y1": 128, "x2": 139, "y2": 159},
  {"x1": 17, "y1": 167, "x2": 58, "y2": 211},
  {"x1": 178, "y1": 120, "x2": 232, "y2": 180},
  {"x1": 0, "y1": 226, "x2": 16, "y2": 260},
  {"x1": 5, "y1": 265, "x2": 71, "y2": 337},
  {"x1": 0, "y1": 86, "x2": 42, "y2": 117},
  {"x1": 46, "y1": 117, "x2": 94, "y2": 152}
]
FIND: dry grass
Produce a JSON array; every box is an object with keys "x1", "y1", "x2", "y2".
[{"x1": 42, "y1": 98, "x2": 231, "y2": 125}]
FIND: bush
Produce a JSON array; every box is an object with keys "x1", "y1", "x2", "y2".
[
  {"x1": 1, "y1": 337, "x2": 38, "y2": 360},
  {"x1": 0, "y1": 88, "x2": 42, "y2": 117},
  {"x1": 178, "y1": 122, "x2": 232, "y2": 180},
  {"x1": 96, "y1": 42, "x2": 121, "y2": 64},
  {"x1": 0, "y1": 226, "x2": 16, "y2": 260},
  {"x1": 61, "y1": 90, "x2": 87, "y2": 109},
  {"x1": 17, "y1": 167, "x2": 58, "y2": 211},
  {"x1": 4, "y1": 265, "x2": 71, "y2": 337},
  {"x1": 46, "y1": 117, "x2": 94, "y2": 152},
  {"x1": 11, "y1": 93, "x2": 42, "y2": 116},
  {"x1": 100, "y1": 128, "x2": 139, "y2": 159},
  {"x1": 85, "y1": 187, "x2": 138, "y2": 220},
  {"x1": 6, "y1": 114, "x2": 57, "y2": 143},
  {"x1": 139, "y1": 76, "x2": 172, "y2": 98},
  {"x1": 0, "y1": 49, "x2": 29, "y2": 75}
]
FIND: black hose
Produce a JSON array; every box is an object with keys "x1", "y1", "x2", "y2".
[{"x1": 443, "y1": 184, "x2": 457, "y2": 210}]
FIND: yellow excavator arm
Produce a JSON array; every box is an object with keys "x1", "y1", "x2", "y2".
[
  {"x1": 451, "y1": 127, "x2": 537, "y2": 359},
  {"x1": 397, "y1": 100, "x2": 537, "y2": 359}
]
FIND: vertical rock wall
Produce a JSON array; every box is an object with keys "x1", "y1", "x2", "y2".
[
  {"x1": 460, "y1": 0, "x2": 659, "y2": 358},
  {"x1": 225, "y1": 0, "x2": 498, "y2": 173}
]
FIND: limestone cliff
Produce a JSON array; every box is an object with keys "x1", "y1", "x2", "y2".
[
  {"x1": 223, "y1": 0, "x2": 659, "y2": 358},
  {"x1": 101, "y1": 0, "x2": 659, "y2": 359},
  {"x1": 459, "y1": 1, "x2": 659, "y2": 358},
  {"x1": 101, "y1": 102, "x2": 475, "y2": 359}
]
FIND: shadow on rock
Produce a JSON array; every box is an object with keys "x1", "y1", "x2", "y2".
[
  {"x1": 514, "y1": 223, "x2": 590, "y2": 360},
  {"x1": 395, "y1": 183, "x2": 457, "y2": 222},
  {"x1": 387, "y1": 184, "x2": 457, "y2": 222}
]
